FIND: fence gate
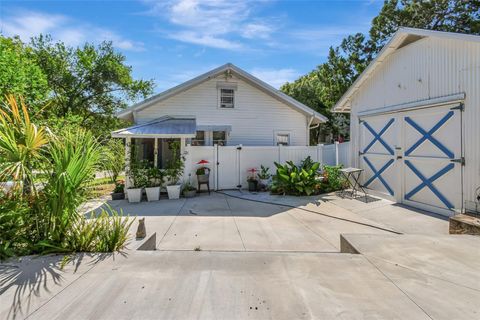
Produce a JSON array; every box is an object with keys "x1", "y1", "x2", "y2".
[
  {"x1": 359, "y1": 102, "x2": 463, "y2": 215},
  {"x1": 216, "y1": 146, "x2": 241, "y2": 189}
]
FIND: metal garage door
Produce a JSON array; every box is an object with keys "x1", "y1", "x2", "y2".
[{"x1": 359, "y1": 103, "x2": 463, "y2": 215}]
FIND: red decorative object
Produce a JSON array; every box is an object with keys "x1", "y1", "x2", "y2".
[
  {"x1": 197, "y1": 159, "x2": 209, "y2": 165},
  {"x1": 247, "y1": 168, "x2": 258, "y2": 173}
]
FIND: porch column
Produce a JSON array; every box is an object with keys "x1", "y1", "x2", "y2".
[
  {"x1": 125, "y1": 137, "x2": 131, "y2": 190},
  {"x1": 180, "y1": 138, "x2": 186, "y2": 181},
  {"x1": 154, "y1": 138, "x2": 158, "y2": 168}
]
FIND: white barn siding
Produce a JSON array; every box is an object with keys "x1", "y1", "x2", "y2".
[
  {"x1": 135, "y1": 74, "x2": 309, "y2": 146},
  {"x1": 349, "y1": 36, "x2": 480, "y2": 205}
]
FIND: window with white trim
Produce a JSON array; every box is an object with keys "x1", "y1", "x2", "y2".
[
  {"x1": 192, "y1": 131, "x2": 205, "y2": 146},
  {"x1": 276, "y1": 133, "x2": 290, "y2": 146},
  {"x1": 219, "y1": 88, "x2": 235, "y2": 108},
  {"x1": 213, "y1": 131, "x2": 227, "y2": 146}
]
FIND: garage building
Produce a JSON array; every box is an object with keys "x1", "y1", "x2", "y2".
[{"x1": 334, "y1": 28, "x2": 480, "y2": 217}]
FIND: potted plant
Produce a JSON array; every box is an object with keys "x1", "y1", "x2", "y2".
[
  {"x1": 165, "y1": 140, "x2": 185, "y2": 200},
  {"x1": 111, "y1": 180, "x2": 125, "y2": 200},
  {"x1": 196, "y1": 159, "x2": 210, "y2": 184},
  {"x1": 183, "y1": 180, "x2": 197, "y2": 198},
  {"x1": 145, "y1": 167, "x2": 164, "y2": 201},
  {"x1": 257, "y1": 165, "x2": 271, "y2": 190},
  {"x1": 126, "y1": 161, "x2": 148, "y2": 203},
  {"x1": 247, "y1": 168, "x2": 258, "y2": 192}
]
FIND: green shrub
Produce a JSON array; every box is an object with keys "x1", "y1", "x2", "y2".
[
  {"x1": 320, "y1": 165, "x2": 345, "y2": 192},
  {"x1": 271, "y1": 156, "x2": 321, "y2": 196},
  {"x1": 0, "y1": 95, "x2": 136, "y2": 259}
]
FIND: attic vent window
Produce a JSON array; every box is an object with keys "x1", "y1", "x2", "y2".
[{"x1": 220, "y1": 88, "x2": 235, "y2": 108}]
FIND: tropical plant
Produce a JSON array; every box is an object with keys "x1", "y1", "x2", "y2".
[
  {"x1": 247, "y1": 168, "x2": 258, "y2": 182},
  {"x1": 272, "y1": 157, "x2": 321, "y2": 196},
  {"x1": 127, "y1": 159, "x2": 150, "y2": 188},
  {"x1": 0, "y1": 95, "x2": 48, "y2": 194},
  {"x1": 183, "y1": 181, "x2": 197, "y2": 192},
  {"x1": 39, "y1": 130, "x2": 101, "y2": 244},
  {"x1": 103, "y1": 139, "x2": 125, "y2": 182},
  {"x1": 321, "y1": 165, "x2": 345, "y2": 193},
  {"x1": 146, "y1": 167, "x2": 164, "y2": 187},
  {"x1": 113, "y1": 180, "x2": 125, "y2": 193},
  {"x1": 0, "y1": 95, "x2": 134, "y2": 259},
  {"x1": 257, "y1": 165, "x2": 271, "y2": 180},
  {"x1": 165, "y1": 140, "x2": 185, "y2": 185}
]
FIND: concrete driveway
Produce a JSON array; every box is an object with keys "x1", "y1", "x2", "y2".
[{"x1": 2, "y1": 191, "x2": 478, "y2": 320}]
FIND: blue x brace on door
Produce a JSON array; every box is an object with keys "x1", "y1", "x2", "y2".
[
  {"x1": 403, "y1": 111, "x2": 456, "y2": 209},
  {"x1": 361, "y1": 119, "x2": 396, "y2": 196}
]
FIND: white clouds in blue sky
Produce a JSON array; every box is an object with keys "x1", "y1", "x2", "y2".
[
  {"x1": 0, "y1": 0, "x2": 381, "y2": 92},
  {"x1": 0, "y1": 9, "x2": 145, "y2": 51}
]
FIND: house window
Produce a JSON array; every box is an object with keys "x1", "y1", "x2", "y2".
[
  {"x1": 192, "y1": 131, "x2": 205, "y2": 146},
  {"x1": 276, "y1": 133, "x2": 290, "y2": 146},
  {"x1": 213, "y1": 131, "x2": 227, "y2": 146},
  {"x1": 219, "y1": 88, "x2": 234, "y2": 108}
]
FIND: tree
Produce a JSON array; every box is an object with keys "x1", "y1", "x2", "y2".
[
  {"x1": 0, "y1": 37, "x2": 49, "y2": 106},
  {"x1": 29, "y1": 35, "x2": 154, "y2": 137}
]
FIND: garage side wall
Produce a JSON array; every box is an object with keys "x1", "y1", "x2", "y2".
[{"x1": 349, "y1": 37, "x2": 480, "y2": 203}]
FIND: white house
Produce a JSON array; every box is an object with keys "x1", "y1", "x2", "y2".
[
  {"x1": 112, "y1": 63, "x2": 327, "y2": 190},
  {"x1": 334, "y1": 28, "x2": 480, "y2": 217}
]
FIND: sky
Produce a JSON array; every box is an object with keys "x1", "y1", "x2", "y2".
[{"x1": 0, "y1": 0, "x2": 383, "y2": 94}]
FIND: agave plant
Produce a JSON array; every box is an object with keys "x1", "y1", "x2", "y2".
[{"x1": 0, "y1": 95, "x2": 48, "y2": 194}]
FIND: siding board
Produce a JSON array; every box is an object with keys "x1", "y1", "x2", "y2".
[{"x1": 136, "y1": 74, "x2": 308, "y2": 146}]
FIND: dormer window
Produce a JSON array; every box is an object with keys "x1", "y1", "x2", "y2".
[{"x1": 220, "y1": 88, "x2": 235, "y2": 108}]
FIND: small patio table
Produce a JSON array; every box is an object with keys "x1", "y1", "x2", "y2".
[{"x1": 339, "y1": 167, "x2": 368, "y2": 200}]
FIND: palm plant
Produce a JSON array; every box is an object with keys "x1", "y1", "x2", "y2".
[
  {"x1": 41, "y1": 130, "x2": 101, "y2": 243},
  {"x1": 0, "y1": 95, "x2": 48, "y2": 195},
  {"x1": 0, "y1": 95, "x2": 133, "y2": 258}
]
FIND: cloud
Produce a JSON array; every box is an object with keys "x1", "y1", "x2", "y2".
[
  {"x1": 143, "y1": 0, "x2": 276, "y2": 50},
  {"x1": 0, "y1": 9, "x2": 144, "y2": 51},
  {"x1": 250, "y1": 68, "x2": 300, "y2": 88}
]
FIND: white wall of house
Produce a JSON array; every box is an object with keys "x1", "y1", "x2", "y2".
[
  {"x1": 347, "y1": 35, "x2": 480, "y2": 214},
  {"x1": 135, "y1": 74, "x2": 310, "y2": 146}
]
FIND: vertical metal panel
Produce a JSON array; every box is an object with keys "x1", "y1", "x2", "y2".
[{"x1": 350, "y1": 36, "x2": 480, "y2": 204}]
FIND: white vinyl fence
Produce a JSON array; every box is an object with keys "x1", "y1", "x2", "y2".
[{"x1": 184, "y1": 141, "x2": 351, "y2": 190}]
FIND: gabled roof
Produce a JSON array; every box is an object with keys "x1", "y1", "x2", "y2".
[
  {"x1": 117, "y1": 63, "x2": 327, "y2": 123},
  {"x1": 333, "y1": 28, "x2": 480, "y2": 113}
]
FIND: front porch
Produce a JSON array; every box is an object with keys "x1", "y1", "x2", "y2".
[{"x1": 112, "y1": 116, "x2": 230, "y2": 190}]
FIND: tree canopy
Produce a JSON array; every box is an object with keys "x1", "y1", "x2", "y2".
[
  {"x1": 0, "y1": 35, "x2": 154, "y2": 138},
  {"x1": 281, "y1": 0, "x2": 480, "y2": 144}
]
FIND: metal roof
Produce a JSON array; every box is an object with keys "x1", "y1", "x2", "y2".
[
  {"x1": 116, "y1": 63, "x2": 327, "y2": 123},
  {"x1": 111, "y1": 116, "x2": 196, "y2": 138},
  {"x1": 333, "y1": 28, "x2": 480, "y2": 113}
]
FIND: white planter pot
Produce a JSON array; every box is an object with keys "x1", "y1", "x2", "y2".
[
  {"x1": 145, "y1": 186, "x2": 160, "y2": 201},
  {"x1": 127, "y1": 188, "x2": 142, "y2": 203},
  {"x1": 166, "y1": 185, "x2": 181, "y2": 199}
]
